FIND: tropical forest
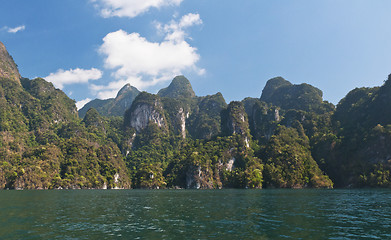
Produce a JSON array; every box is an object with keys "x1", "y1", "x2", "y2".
[{"x1": 1, "y1": 41, "x2": 391, "y2": 190}]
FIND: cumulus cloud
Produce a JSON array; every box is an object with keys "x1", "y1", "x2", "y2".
[
  {"x1": 1, "y1": 25, "x2": 26, "y2": 33},
  {"x1": 45, "y1": 68, "x2": 102, "y2": 89},
  {"x1": 100, "y1": 30, "x2": 200, "y2": 85},
  {"x1": 93, "y1": 0, "x2": 183, "y2": 18},
  {"x1": 76, "y1": 98, "x2": 92, "y2": 110},
  {"x1": 94, "y1": 13, "x2": 204, "y2": 98}
]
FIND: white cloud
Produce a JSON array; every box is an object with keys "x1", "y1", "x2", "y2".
[
  {"x1": 76, "y1": 98, "x2": 92, "y2": 110},
  {"x1": 93, "y1": 0, "x2": 183, "y2": 18},
  {"x1": 100, "y1": 30, "x2": 200, "y2": 82},
  {"x1": 157, "y1": 13, "x2": 203, "y2": 43},
  {"x1": 45, "y1": 68, "x2": 102, "y2": 89},
  {"x1": 1, "y1": 25, "x2": 26, "y2": 33},
  {"x1": 96, "y1": 13, "x2": 204, "y2": 98}
]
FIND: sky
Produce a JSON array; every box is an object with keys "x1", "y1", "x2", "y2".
[{"x1": 1, "y1": 0, "x2": 391, "y2": 109}]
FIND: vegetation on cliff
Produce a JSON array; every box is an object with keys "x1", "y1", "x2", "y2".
[{"x1": 1, "y1": 41, "x2": 391, "y2": 189}]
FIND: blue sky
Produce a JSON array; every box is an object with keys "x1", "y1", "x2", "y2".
[{"x1": 1, "y1": 0, "x2": 391, "y2": 109}]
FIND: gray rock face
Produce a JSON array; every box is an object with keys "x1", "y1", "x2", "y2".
[
  {"x1": 0, "y1": 41, "x2": 21, "y2": 84},
  {"x1": 177, "y1": 107, "x2": 187, "y2": 138},
  {"x1": 225, "y1": 158, "x2": 235, "y2": 171},
  {"x1": 129, "y1": 102, "x2": 166, "y2": 132},
  {"x1": 274, "y1": 109, "x2": 280, "y2": 122}
]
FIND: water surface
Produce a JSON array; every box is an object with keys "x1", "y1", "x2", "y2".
[{"x1": 1, "y1": 189, "x2": 390, "y2": 239}]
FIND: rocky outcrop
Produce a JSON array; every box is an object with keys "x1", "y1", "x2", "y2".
[
  {"x1": 0, "y1": 41, "x2": 21, "y2": 85},
  {"x1": 125, "y1": 92, "x2": 167, "y2": 132}
]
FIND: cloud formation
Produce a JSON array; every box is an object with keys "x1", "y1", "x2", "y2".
[
  {"x1": 93, "y1": 0, "x2": 183, "y2": 18},
  {"x1": 157, "y1": 13, "x2": 203, "y2": 42},
  {"x1": 2, "y1": 25, "x2": 26, "y2": 33},
  {"x1": 45, "y1": 68, "x2": 102, "y2": 89},
  {"x1": 94, "y1": 13, "x2": 204, "y2": 99}
]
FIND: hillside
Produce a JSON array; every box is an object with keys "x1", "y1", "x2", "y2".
[
  {"x1": 1, "y1": 41, "x2": 391, "y2": 189},
  {"x1": 0, "y1": 42, "x2": 131, "y2": 189}
]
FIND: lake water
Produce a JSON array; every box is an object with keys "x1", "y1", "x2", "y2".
[{"x1": 0, "y1": 189, "x2": 390, "y2": 239}]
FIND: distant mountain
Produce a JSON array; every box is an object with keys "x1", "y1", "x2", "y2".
[{"x1": 79, "y1": 84, "x2": 140, "y2": 118}]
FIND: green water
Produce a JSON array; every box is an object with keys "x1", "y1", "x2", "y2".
[{"x1": 0, "y1": 189, "x2": 390, "y2": 239}]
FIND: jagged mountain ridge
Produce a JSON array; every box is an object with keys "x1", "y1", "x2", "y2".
[
  {"x1": 122, "y1": 76, "x2": 333, "y2": 188},
  {"x1": 78, "y1": 83, "x2": 140, "y2": 118},
  {"x1": 1, "y1": 41, "x2": 391, "y2": 189},
  {"x1": 78, "y1": 68, "x2": 391, "y2": 188}
]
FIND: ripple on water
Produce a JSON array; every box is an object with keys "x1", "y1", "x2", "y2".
[{"x1": 0, "y1": 189, "x2": 391, "y2": 239}]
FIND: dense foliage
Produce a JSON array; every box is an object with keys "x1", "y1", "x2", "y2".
[
  {"x1": 2, "y1": 42, "x2": 391, "y2": 189},
  {"x1": 0, "y1": 76, "x2": 131, "y2": 189}
]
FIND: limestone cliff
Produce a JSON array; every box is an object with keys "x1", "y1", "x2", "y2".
[
  {"x1": 177, "y1": 107, "x2": 187, "y2": 138},
  {"x1": 125, "y1": 92, "x2": 167, "y2": 132}
]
